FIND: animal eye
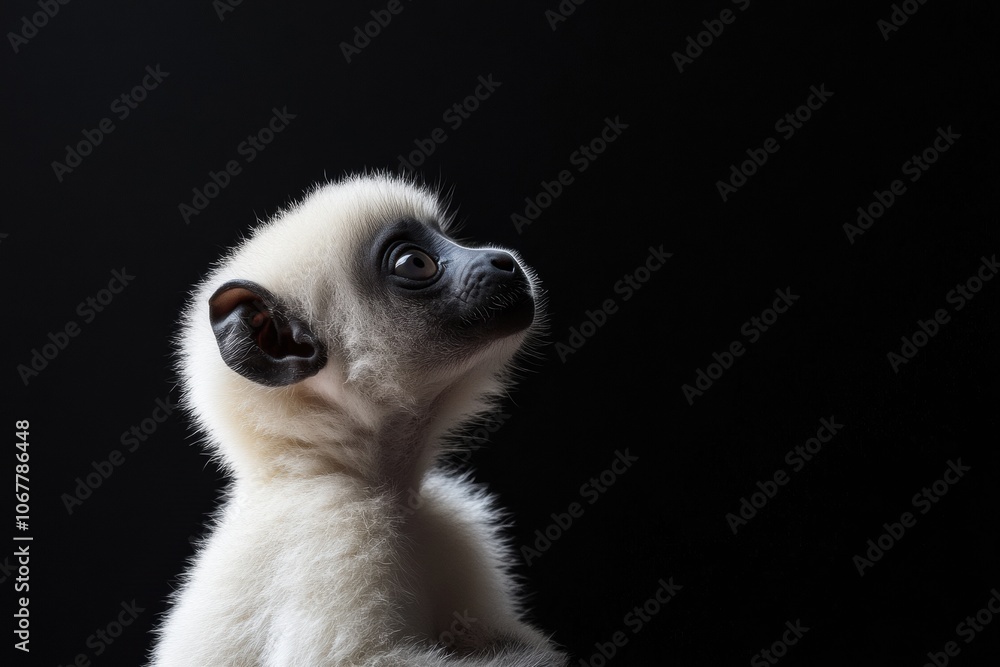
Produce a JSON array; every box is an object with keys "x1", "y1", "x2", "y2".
[{"x1": 393, "y1": 249, "x2": 437, "y2": 280}]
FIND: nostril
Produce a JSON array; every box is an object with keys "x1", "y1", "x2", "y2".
[{"x1": 490, "y1": 253, "x2": 516, "y2": 272}]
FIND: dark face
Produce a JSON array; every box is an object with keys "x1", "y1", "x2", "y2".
[{"x1": 367, "y1": 218, "x2": 536, "y2": 344}]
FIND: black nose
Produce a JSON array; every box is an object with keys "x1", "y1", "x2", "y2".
[{"x1": 488, "y1": 251, "x2": 517, "y2": 274}]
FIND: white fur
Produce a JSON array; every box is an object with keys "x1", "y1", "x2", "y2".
[{"x1": 148, "y1": 174, "x2": 566, "y2": 666}]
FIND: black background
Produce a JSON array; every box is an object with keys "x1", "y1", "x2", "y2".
[{"x1": 3, "y1": 1, "x2": 998, "y2": 665}]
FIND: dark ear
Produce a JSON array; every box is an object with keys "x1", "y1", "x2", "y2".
[{"x1": 208, "y1": 279, "x2": 326, "y2": 387}]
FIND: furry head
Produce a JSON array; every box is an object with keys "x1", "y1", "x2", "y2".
[{"x1": 178, "y1": 173, "x2": 543, "y2": 487}]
